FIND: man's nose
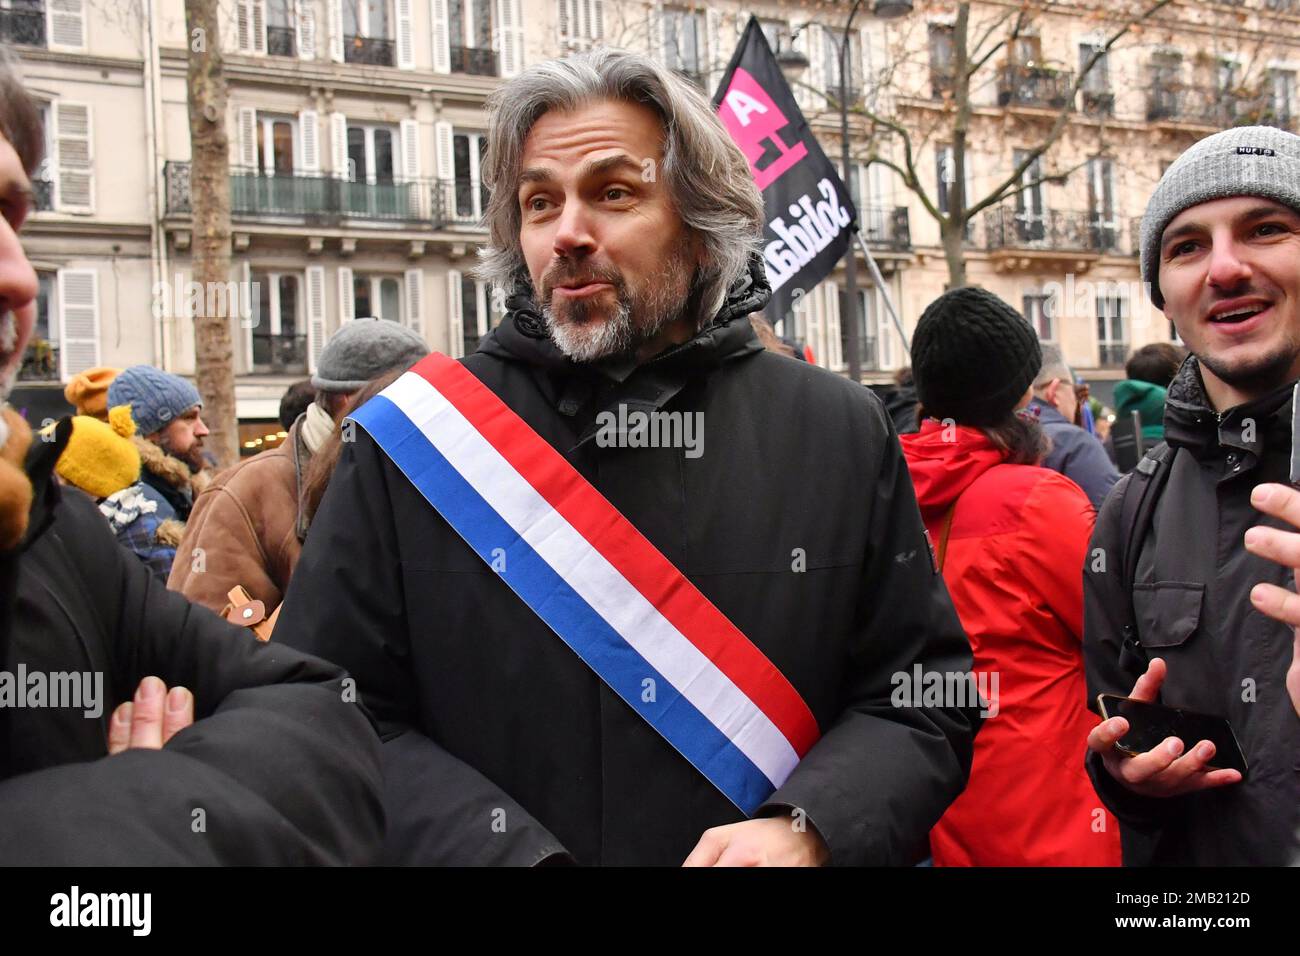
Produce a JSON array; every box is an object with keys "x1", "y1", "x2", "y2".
[
  {"x1": 194, "y1": 416, "x2": 210, "y2": 438},
  {"x1": 0, "y1": 213, "x2": 38, "y2": 316},
  {"x1": 1205, "y1": 234, "x2": 1252, "y2": 292},
  {"x1": 551, "y1": 199, "x2": 597, "y2": 259}
]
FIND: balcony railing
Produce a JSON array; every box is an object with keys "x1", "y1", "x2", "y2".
[
  {"x1": 267, "y1": 25, "x2": 296, "y2": 57},
  {"x1": 163, "y1": 162, "x2": 490, "y2": 230},
  {"x1": 984, "y1": 206, "x2": 1109, "y2": 253},
  {"x1": 449, "y1": 45, "x2": 498, "y2": 76},
  {"x1": 859, "y1": 205, "x2": 911, "y2": 250},
  {"x1": 998, "y1": 65, "x2": 1076, "y2": 110},
  {"x1": 1099, "y1": 343, "x2": 1129, "y2": 368},
  {"x1": 1146, "y1": 84, "x2": 1271, "y2": 127},
  {"x1": 1081, "y1": 89, "x2": 1115, "y2": 117},
  {"x1": 251, "y1": 333, "x2": 308, "y2": 375},
  {"x1": 32, "y1": 178, "x2": 54, "y2": 212},
  {"x1": 0, "y1": 4, "x2": 46, "y2": 48},
  {"x1": 344, "y1": 34, "x2": 395, "y2": 66},
  {"x1": 18, "y1": 341, "x2": 58, "y2": 382}
]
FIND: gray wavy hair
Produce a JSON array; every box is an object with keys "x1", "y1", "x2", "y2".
[{"x1": 476, "y1": 48, "x2": 764, "y2": 324}]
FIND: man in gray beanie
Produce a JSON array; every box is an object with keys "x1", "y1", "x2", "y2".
[
  {"x1": 1084, "y1": 125, "x2": 1300, "y2": 865},
  {"x1": 169, "y1": 318, "x2": 428, "y2": 615}
]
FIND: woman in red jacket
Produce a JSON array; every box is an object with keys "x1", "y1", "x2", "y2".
[{"x1": 902, "y1": 287, "x2": 1121, "y2": 866}]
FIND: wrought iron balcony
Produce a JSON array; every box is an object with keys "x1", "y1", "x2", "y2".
[
  {"x1": 1146, "y1": 84, "x2": 1267, "y2": 127},
  {"x1": 0, "y1": 4, "x2": 46, "y2": 47},
  {"x1": 18, "y1": 340, "x2": 58, "y2": 382},
  {"x1": 998, "y1": 65, "x2": 1076, "y2": 110},
  {"x1": 163, "y1": 162, "x2": 490, "y2": 231},
  {"x1": 266, "y1": 25, "x2": 296, "y2": 57},
  {"x1": 1081, "y1": 89, "x2": 1115, "y2": 117},
  {"x1": 1099, "y1": 343, "x2": 1129, "y2": 368},
  {"x1": 344, "y1": 34, "x2": 395, "y2": 67},
  {"x1": 251, "y1": 333, "x2": 308, "y2": 375},
  {"x1": 449, "y1": 45, "x2": 498, "y2": 76},
  {"x1": 984, "y1": 206, "x2": 1109, "y2": 254},
  {"x1": 32, "y1": 178, "x2": 54, "y2": 212},
  {"x1": 859, "y1": 205, "x2": 910, "y2": 250}
]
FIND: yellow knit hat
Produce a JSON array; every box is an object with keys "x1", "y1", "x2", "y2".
[
  {"x1": 63, "y1": 366, "x2": 121, "y2": 420},
  {"x1": 51, "y1": 405, "x2": 141, "y2": 500}
]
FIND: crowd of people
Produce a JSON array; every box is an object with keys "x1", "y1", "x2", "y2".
[{"x1": 1, "y1": 43, "x2": 1298, "y2": 867}]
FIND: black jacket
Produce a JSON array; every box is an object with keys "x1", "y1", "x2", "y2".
[
  {"x1": 0, "y1": 421, "x2": 385, "y2": 865},
  {"x1": 1083, "y1": 358, "x2": 1300, "y2": 865},
  {"x1": 275, "y1": 266, "x2": 978, "y2": 866}
]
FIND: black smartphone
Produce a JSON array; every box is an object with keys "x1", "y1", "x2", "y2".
[{"x1": 1097, "y1": 694, "x2": 1249, "y2": 775}]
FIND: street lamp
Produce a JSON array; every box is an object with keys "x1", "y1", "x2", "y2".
[{"x1": 781, "y1": 0, "x2": 911, "y2": 383}]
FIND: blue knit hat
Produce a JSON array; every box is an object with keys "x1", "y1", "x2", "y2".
[{"x1": 107, "y1": 365, "x2": 203, "y2": 436}]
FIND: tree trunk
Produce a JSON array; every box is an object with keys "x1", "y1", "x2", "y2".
[
  {"x1": 185, "y1": 0, "x2": 238, "y2": 469},
  {"x1": 941, "y1": 219, "x2": 967, "y2": 288}
]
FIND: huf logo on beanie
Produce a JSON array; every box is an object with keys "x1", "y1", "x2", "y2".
[{"x1": 1235, "y1": 146, "x2": 1276, "y2": 156}]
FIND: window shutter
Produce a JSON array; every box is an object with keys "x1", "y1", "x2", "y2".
[
  {"x1": 404, "y1": 269, "x2": 425, "y2": 337},
  {"x1": 338, "y1": 267, "x2": 355, "y2": 322},
  {"x1": 825, "y1": 280, "x2": 843, "y2": 372},
  {"x1": 328, "y1": 0, "x2": 344, "y2": 62},
  {"x1": 57, "y1": 269, "x2": 99, "y2": 378},
  {"x1": 330, "y1": 112, "x2": 349, "y2": 179},
  {"x1": 431, "y1": 0, "x2": 451, "y2": 73},
  {"x1": 54, "y1": 102, "x2": 93, "y2": 213},
  {"x1": 306, "y1": 264, "x2": 326, "y2": 373},
  {"x1": 47, "y1": 0, "x2": 86, "y2": 51},
  {"x1": 237, "y1": 107, "x2": 258, "y2": 169},
  {"x1": 298, "y1": 1, "x2": 317, "y2": 59},
  {"x1": 299, "y1": 110, "x2": 320, "y2": 174},
  {"x1": 434, "y1": 120, "x2": 454, "y2": 221},
  {"x1": 396, "y1": 0, "x2": 415, "y2": 69},
  {"x1": 400, "y1": 118, "x2": 422, "y2": 217},
  {"x1": 497, "y1": 0, "x2": 524, "y2": 77},
  {"x1": 592, "y1": 0, "x2": 603, "y2": 41},
  {"x1": 558, "y1": 0, "x2": 570, "y2": 45},
  {"x1": 447, "y1": 269, "x2": 463, "y2": 357}
]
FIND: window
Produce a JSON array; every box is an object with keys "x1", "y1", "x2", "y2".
[
  {"x1": 758, "y1": 18, "x2": 790, "y2": 56},
  {"x1": 559, "y1": 0, "x2": 604, "y2": 51},
  {"x1": 266, "y1": 0, "x2": 296, "y2": 56},
  {"x1": 1011, "y1": 34, "x2": 1042, "y2": 68},
  {"x1": 838, "y1": 288, "x2": 882, "y2": 372},
  {"x1": 663, "y1": 7, "x2": 704, "y2": 84},
  {"x1": 928, "y1": 23, "x2": 954, "y2": 95},
  {"x1": 1013, "y1": 148, "x2": 1046, "y2": 241},
  {"x1": 255, "y1": 115, "x2": 298, "y2": 175},
  {"x1": 0, "y1": 0, "x2": 47, "y2": 48},
  {"x1": 1079, "y1": 42, "x2": 1113, "y2": 115},
  {"x1": 461, "y1": 275, "x2": 498, "y2": 356},
  {"x1": 1097, "y1": 292, "x2": 1128, "y2": 367},
  {"x1": 1149, "y1": 49, "x2": 1182, "y2": 120},
  {"x1": 821, "y1": 29, "x2": 862, "y2": 102},
  {"x1": 1270, "y1": 69, "x2": 1296, "y2": 126},
  {"x1": 353, "y1": 274, "x2": 403, "y2": 322},
  {"x1": 1022, "y1": 292, "x2": 1056, "y2": 342},
  {"x1": 19, "y1": 272, "x2": 58, "y2": 381},
  {"x1": 1087, "y1": 157, "x2": 1117, "y2": 251},
  {"x1": 449, "y1": 0, "x2": 496, "y2": 73},
  {"x1": 452, "y1": 131, "x2": 489, "y2": 221},
  {"x1": 32, "y1": 102, "x2": 54, "y2": 211},
  {"x1": 249, "y1": 272, "x2": 307, "y2": 374},
  {"x1": 343, "y1": 0, "x2": 394, "y2": 65}
]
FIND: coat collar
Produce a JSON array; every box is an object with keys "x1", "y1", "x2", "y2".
[{"x1": 1163, "y1": 355, "x2": 1295, "y2": 460}]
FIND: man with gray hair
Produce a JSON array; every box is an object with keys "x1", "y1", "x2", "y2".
[
  {"x1": 276, "y1": 47, "x2": 977, "y2": 866},
  {"x1": 1029, "y1": 343, "x2": 1119, "y2": 509}
]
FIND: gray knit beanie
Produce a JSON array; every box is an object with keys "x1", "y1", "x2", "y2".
[
  {"x1": 1141, "y1": 125, "x2": 1300, "y2": 308},
  {"x1": 107, "y1": 365, "x2": 202, "y2": 437},
  {"x1": 311, "y1": 318, "x2": 429, "y2": 392}
]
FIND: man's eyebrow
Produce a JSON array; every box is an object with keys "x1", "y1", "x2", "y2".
[
  {"x1": 1163, "y1": 203, "x2": 1300, "y2": 251},
  {"x1": 517, "y1": 154, "x2": 644, "y2": 190}
]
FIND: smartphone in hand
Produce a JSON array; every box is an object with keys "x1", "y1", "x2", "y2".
[{"x1": 1097, "y1": 694, "x2": 1249, "y2": 775}]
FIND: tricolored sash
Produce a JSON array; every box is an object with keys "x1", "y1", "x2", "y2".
[{"x1": 351, "y1": 352, "x2": 819, "y2": 814}]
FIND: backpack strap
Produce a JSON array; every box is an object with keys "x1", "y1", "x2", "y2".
[{"x1": 1116, "y1": 442, "x2": 1175, "y2": 649}]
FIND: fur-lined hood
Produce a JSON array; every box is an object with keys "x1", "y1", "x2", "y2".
[{"x1": 131, "y1": 434, "x2": 211, "y2": 498}]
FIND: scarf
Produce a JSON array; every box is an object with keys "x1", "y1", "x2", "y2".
[{"x1": 299, "y1": 400, "x2": 336, "y2": 456}]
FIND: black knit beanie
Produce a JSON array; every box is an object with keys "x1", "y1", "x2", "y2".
[{"x1": 911, "y1": 286, "x2": 1042, "y2": 428}]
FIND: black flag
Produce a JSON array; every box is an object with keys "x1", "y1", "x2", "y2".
[{"x1": 713, "y1": 17, "x2": 857, "y2": 333}]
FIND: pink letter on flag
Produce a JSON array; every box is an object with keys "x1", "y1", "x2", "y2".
[{"x1": 717, "y1": 66, "x2": 809, "y2": 191}]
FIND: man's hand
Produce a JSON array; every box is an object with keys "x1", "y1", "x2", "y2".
[
  {"x1": 682, "y1": 814, "x2": 830, "y2": 867},
  {"x1": 1086, "y1": 658, "x2": 1242, "y2": 797},
  {"x1": 1243, "y1": 482, "x2": 1300, "y2": 718},
  {"x1": 107, "y1": 676, "x2": 194, "y2": 755}
]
